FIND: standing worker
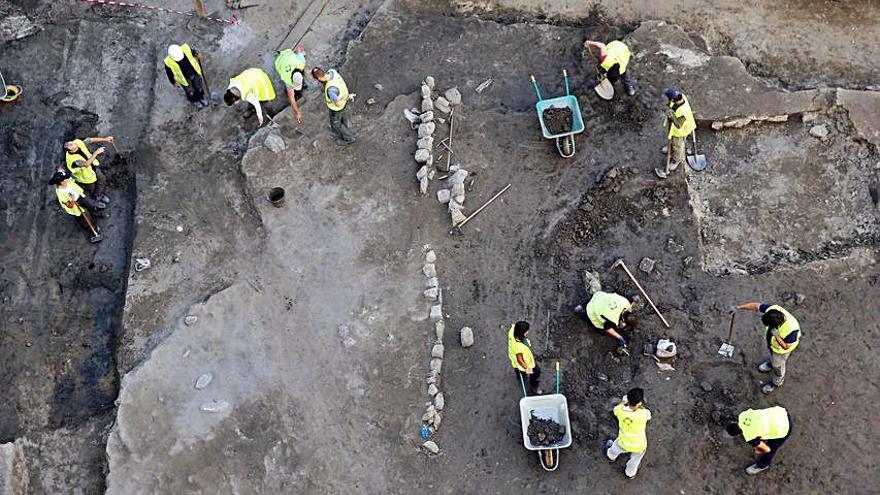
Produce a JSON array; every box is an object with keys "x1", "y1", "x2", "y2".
[
  {"x1": 274, "y1": 46, "x2": 308, "y2": 124},
  {"x1": 49, "y1": 170, "x2": 104, "y2": 243},
  {"x1": 583, "y1": 39, "x2": 636, "y2": 97},
  {"x1": 574, "y1": 270, "x2": 637, "y2": 353},
  {"x1": 225, "y1": 68, "x2": 276, "y2": 126},
  {"x1": 605, "y1": 387, "x2": 651, "y2": 479},
  {"x1": 656, "y1": 87, "x2": 696, "y2": 179},
  {"x1": 64, "y1": 136, "x2": 112, "y2": 205},
  {"x1": 164, "y1": 43, "x2": 209, "y2": 108},
  {"x1": 508, "y1": 321, "x2": 542, "y2": 395},
  {"x1": 311, "y1": 67, "x2": 356, "y2": 145},
  {"x1": 725, "y1": 405, "x2": 792, "y2": 474},
  {"x1": 730, "y1": 302, "x2": 802, "y2": 393}
]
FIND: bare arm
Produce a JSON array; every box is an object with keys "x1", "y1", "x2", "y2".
[
  {"x1": 753, "y1": 441, "x2": 771, "y2": 455},
  {"x1": 88, "y1": 136, "x2": 114, "y2": 144},
  {"x1": 286, "y1": 87, "x2": 302, "y2": 124},
  {"x1": 516, "y1": 353, "x2": 528, "y2": 370},
  {"x1": 735, "y1": 303, "x2": 762, "y2": 312},
  {"x1": 583, "y1": 40, "x2": 608, "y2": 55}
]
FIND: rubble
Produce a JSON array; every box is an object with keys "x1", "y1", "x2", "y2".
[
  {"x1": 435, "y1": 321, "x2": 445, "y2": 341},
  {"x1": 421, "y1": 84, "x2": 431, "y2": 98},
  {"x1": 809, "y1": 124, "x2": 829, "y2": 139},
  {"x1": 444, "y1": 88, "x2": 462, "y2": 106},
  {"x1": 430, "y1": 304, "x2": 443, "y2": 320},
  {"x1": 639, "y1": 257, "x2": 656, "y2": 274},
  {"x1": 415, "y1": 149, "x2": 430, "y2": 163},
  {"x1": 421, "y1": 98, "x2": 434, "y2": 112},
  {"x1": 424, "y1": 288, "x2": 439, "y2": 300},
  {"x1": 423, "y1": 263, "x2": 436, "y2": 277},
  {"x1": 527, "y1": 414, "x2": 565, "y2": 446},
  {"x1": 418, "y1": 123, "x2": 435, "y2": 138},
  {"x1": 434, "y1": 393, "x2": 445, "y2": 411},
  {"x1": 422, "y1": 441, "x2": 439, "y2": 454},
  {"x1": 424, "y1": 76, "x2": 435, "y2": 89},
  {"x1": 431, "y1": 344, "x2": 444, "y2": 358},
  {"x1": 428, "y1": 384, "x2": 438, "y2": 396},
  {"x1": 435, "y1": 96, "x2": 451, "y2": 114},
  {"x1": 425, "y1": 277, "x2": 439, "y2": 288},
  {"x1": 194, "y1": 373, "x2": 213, "y2": 390},
  {"x1": 199, "y1": 400, "x2": 229, "y2": 413},
  {"x1": 425, "y1": 250, "x2": 437, "y2": 263},
  {"x1": 460, "y1": 327, "x2": 474, "y2": 347},
  {"x1": 184, "y1": 315, "x2": 198, "y2": 326}
]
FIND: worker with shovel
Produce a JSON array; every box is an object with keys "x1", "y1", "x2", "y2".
[
  {"x1": 725, "y1": 405, "x2": 792, "y2": 475},
  {"x1": 274, "y1": 46, "x2": 308, "y2": 124},
  {"x1": 164, "y1": 43, "x2": 209, "y2": 108},
  {"x1": 656, "y1": 87, "x2": 696, "y2": 179},
  {"x1": 225, "y1": 68, "x2": 277, "y2": 126},
  {"x1": 731, "y1": 302, "x2": 802, "y2": 394},
  {"x1": 64, "y1": 136, "x2": 112, "y2": 206},
  {"x1": 508, "y1": 321, "x2": 542, "y2": 395},
  {"x1": 605, "y1": 387, "x2": 651, "y2": 479},
  {"x1": 574, "y1": 270, "x2": 637, "y2": 353},
  {"x1": 312, "y1": 67, "x2": 357, "y2": 145},
  {"x1": 583, "y1": 39, "x2": 636, "y2": 98},
  {"x1": 49, "y1": 169, "x2": 104, "y2": 243}
]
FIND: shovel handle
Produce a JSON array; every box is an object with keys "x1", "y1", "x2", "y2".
[{"x1": 726, "y1": 312, "x2": 736, "y2": 343}]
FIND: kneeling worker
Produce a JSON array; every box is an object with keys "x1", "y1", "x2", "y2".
[
  {"x1": 574, "y1": 270, "x2": 637, "y2": 352},
  {"x1": 225, "y1": 68, "x2": 276, "y2": 126},
  {"x1": 508, "y1": 321, "x2": 542, "y2": 395},
  {"x1": 50, "y1": 169, "x2": 103, "y2": 243},
  {"x1": 726, "y1": 405, "x2": 792, "y2": 475},
  {"x1": 583, "y1": 39, "x2": 636, "y2": 96},
  {"x1": 274, "y1": 46, "x2": 308, "y2": 124}
]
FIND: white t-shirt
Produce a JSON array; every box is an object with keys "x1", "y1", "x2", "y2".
[
  {"x1": 290, "y1": 72, "x2": 303, "y2": 91},
  {"x1": 228, "y1": 81, "x2": 263, "y2": 122}
]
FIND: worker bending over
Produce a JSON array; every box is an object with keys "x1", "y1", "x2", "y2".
[
  {"x1": 64, "y1": 136, "x2": 112, "y2": 206},
  {"x1": 225, "y1": 68, "x2": 276, "y2": 126},
  {"x1": 574, "y1": 270, "x2": 637, "y2": 353},
  {"x1": 731, "y1": 302, "x2": 802, "y2": 394},
  {"x1": 312, "y1": 67, "x2": 356, "y2": 145},
  {"x1": 274, "y1": 46, "x2": 308, "y2": 124},
  {"x1": 656, "y1": 87, "x2": 696, "y2": 178},
  {"x1": 726, "y1": 406, "x2": 792, "y2": 475},
  {"x1": 164, "y1": 43, "x2": 208, "y2": 108},
  {"x1": 606, "y1": 387, "x2": 651, "y2": 479},
  {"x1": 508, "y1": 321, "x2": 542, "y2": 395},
  {"x1": 49, "y1": 170, "x2": 103, "y2": 243},
  {"x1": 583, "y1": 39, "x2": 636, "y2": 97}
]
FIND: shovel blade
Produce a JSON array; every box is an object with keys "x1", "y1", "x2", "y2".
[
  {"x1": 687, "y1": 154, "x2": 707, "y2": 171},
  {"x1": 594, "y1": 79, "x2": 614, "y2": 100},
  {"x1": 717, "y1": 343, "x2": 734, "y2": 357}
]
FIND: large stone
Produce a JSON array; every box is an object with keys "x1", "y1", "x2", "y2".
[
  {"x1": 436, "y1": 189, "x2": 451, "y2": 203},
  {"x1": 449, "y1": 169, "x2": 469, "y2": 184},
  {"x1": 417, "y1": 136, "x2": 434, "y2": 150},
  {"x1": 263, "y1": 134, "x2": 286, "y2": 153},
  {"x1": 419, "y1": 176, "x2": 429, "y2": 195},
  {"x1": 194, "y1": 373, "x2": 213, "y2": 390},
  {"x1": 448, "y1": 199, "x2": 464, "y2": 211},
  {"x1": 415, "y1": 149, "x2": 430, "y2": 163},
  {"x1": 425, "y1": 76, "x2": 435, "y2": 89},
  {"x1": 435, "y1": 321, "x2": 445, "y2": 341},
  {"x1": 423, "y1": 263, "x2": 436, "y2": 278},
  {"x1": 425, "y1": 277, "x2": 439, "y2": 288},
  {"x1": 435, "y1": 97, "x2": 451, "y2": 114},
  {"x1": 0, "y1": 15, "x2": 40, "y2": 42},
  {"x1": 421, "y1": 84, "x2": 431, "y2": 98},
  {"x1": 421, "y1": 98, "x2": 434, "y2": 113},
  {"x1": 434, "y1": 393, "x2": 445, "y2": 411},
  {"x1": 454, "y1": 195, "x2": 465, "y2": 205},
  {"x1": 424, "y1": 288, "x2": 439, "y2": 300},
  {"x1": 425, "y1": 250, "x2": 437, "y2": 263},
  {"x1": 416, "y1": 166, "x2": 429, "y2": 180},
  {"x1": 809, "y1": 124, "x2": 829, "y2": 139},
  {"x1": 431, "y1": 344, "x2": 444, "y2": 359},
  {"x1": 432, "y1": 412, "x2": 442, "y2": 429},
  {"x1": 422, "y1": 441, "x2": 439, "y2": 454},
  {"x1": 460, "y1": 327, "x2": 474, "y2": 347},
  {"x1": 420, "y1": 111, "x2": 434, "y2": 123},
  {"x1": 450, "y1": 209, "x2": 466, "y2": 226},
  {"x1": 429, "y1": 358, "x2": 442, "y2": 373},
  {"x1": 418, "y1": 122, "x2": 435, "y2": 138},
  {"x1": 451, "y1": 182, "x2": 465, "y2": 196},
  {"x1": 184, "y1": 315, "x2": 198, "y2": 326},
  {"x1": 430, "y1": 304, "x2": 443, "y2": 321},
  {"x1": 428, "y1": 383, "x2": 438, "y2": 396},
  {"x1": 444, "y1": 87, "x2": 462, "y2": 106},
  {"x1": 0, "y1": 441, "x2": 26, "y2": 494}
]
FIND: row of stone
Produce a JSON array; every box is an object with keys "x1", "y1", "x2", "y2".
[
  {"x1": 436, "y1": 167, "x2": 470, "y2": 226},
  {"x1": 413, "y1": 76, "x2": 462, "y2": 197}
]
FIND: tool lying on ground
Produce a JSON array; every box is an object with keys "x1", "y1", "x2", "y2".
[
  {"x1": 686, "y1": 132, "x2": 707, "y2": 171},
  {"x1": 585, "y1": 45, "x2": 613, "y2": 101},
  {"x1": 519, "y1": 362, "x2": 571, "y2": 472},
  {"x1": 0, "y1": 69, "x2": 22, "y2": 103},
  {"x1": 444, "y1": 108, "x2": 455, "y2": 173},
  {"x1": 449, "y1": 183, "x2": 511, "y2": 234},
  {"x1": 226, "y1": 0, "x2": 258, "y2": 8},
  {"x1": 718, "y1": 311, "x2": 736, "y2": 357},
  {"x1": 611, "y1": 258, "x2": 671, "y2": 328}
]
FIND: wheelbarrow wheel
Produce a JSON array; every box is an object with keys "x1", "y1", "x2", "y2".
[{"x1": 556, "y1": 135, "x2": 575, "y2": 158}]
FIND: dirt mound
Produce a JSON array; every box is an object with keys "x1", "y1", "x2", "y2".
[
  {"x1": 527, "y1": 413, "x2": 566, "y2": 446},
  {"x1": 542, "y1": 107, "x2": 572, "y2": 135}
]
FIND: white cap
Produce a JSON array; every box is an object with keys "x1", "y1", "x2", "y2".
[{"x1": 168, "y1": 44, "x2": 184, "y2": 62}]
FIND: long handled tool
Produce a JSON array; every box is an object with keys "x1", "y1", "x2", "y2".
[
  {"x1": 585, "y1": 45, "x2": 613, "y2": 100},
  {"x1": 78, "y1": 206, "x2": 103, "y2": 243},
  {"x1": 718, "y1": 312, "x2": 736, "y2": 357},
  {"x1": 686, "y1": 132, "x2": 707, "y2": 171},
  {"x1": 449, "y1": 183, "x2": 511, "y2": 234},
  {"x1": 611, "y1": 258, "x2": 670, "y2": 328}
]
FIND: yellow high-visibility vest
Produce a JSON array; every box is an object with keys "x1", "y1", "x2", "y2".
[
  {"x1": 764, "y1": 305, "x2": 801, "y2": 354},
  {"x1": 324, "y1": 69, "x2": 349, "y2": 112},
  {"x1": 667, "y1": 96, "x2": 697, "y2": 138},
  {"x1": 56, "y1": 182, "x2": 85, "y2": 216},
  {"x1": 65, "y1": 139, "x2": 98, "y2": 184},
  {"x1": 507, "y1": 324, "x2": 535, "y2": 371},
  {"x1": 229, "y1": 68, "x2": 276, "y2": 102},
  {"x1": 614, "y1": 403, "x2": 651, "y2": 452},
  {"x1": 274, "y1": 49, "x2": 306, "y2": 88},
  {"x1": 599, "y1": 40, "x2": 631, "y2": 74},
  {"x1": 164, "y1": 44, "x2": 202, "y2": 87},
  {"x1": 586, "y1": 291, "x2": 632, "y2": 329},
  {"x1": 738, "y1": 406, "x2": 790, "y2": 442}
]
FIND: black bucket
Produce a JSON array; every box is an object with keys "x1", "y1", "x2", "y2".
[{"x1": 268, "y1": 187, "x2": 285, "y2": 207}]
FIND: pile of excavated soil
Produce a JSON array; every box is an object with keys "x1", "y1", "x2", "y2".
[
  {"x1": 527, "y1": 413, "x2": 565, "y2": 446},
  {"x1": 542, "y1": 107, "x2": 572, "y2": 135}
]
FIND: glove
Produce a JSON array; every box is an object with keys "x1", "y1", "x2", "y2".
[
  {"x1": 525, "y1": 368, "x2": 534, "y2": 375},
  {"x1": 665, "y1": 108, "x2": 675, "y2": 119},
  {"x1": 617, "y1": 337, "x2": 628, "y2": 348}
]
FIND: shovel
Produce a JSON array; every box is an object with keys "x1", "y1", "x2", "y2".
[
  {"x1": 718, "y1": 312, "x2": 736, "y2": 357},
  {"x1": 686, "y1": 132, "x2": 707, "y2": 171},
  {"x1": 586, "y1": 45, "x2": 614, "y2": 101}
]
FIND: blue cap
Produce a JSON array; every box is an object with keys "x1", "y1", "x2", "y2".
[{"x1": 664, "y1": 87, "x2": 682, "y2": 100}]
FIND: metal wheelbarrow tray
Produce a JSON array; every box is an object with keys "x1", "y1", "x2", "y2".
[{"x1": 519, "y1": 393, "x2": 572, "y2": 471}]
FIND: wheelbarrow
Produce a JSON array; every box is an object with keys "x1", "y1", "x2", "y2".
[
  {"x1": 518, "y1": 362, "x2": 572, "y2": 471},
  {"x1": 530, "y1": 70, "x2": 585, "y2": 158}
]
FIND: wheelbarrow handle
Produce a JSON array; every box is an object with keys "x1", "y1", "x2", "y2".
[
  {"x1": 555, "y1": 361, "x2": 560, "y2": 394},
  {"x1": 562, "y1": 69, "x2": 570, "y2": 96},
  {"x1": 530, "y1": 75, "x2": 542, "y2": 101}
]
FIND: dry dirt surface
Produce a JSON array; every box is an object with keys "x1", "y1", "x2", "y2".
[{"x1": 1, "y1": 0, "x2": 878, "y2": 493}]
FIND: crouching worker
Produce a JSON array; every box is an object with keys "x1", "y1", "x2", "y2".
[
  {"x1": 225, "y1": 68, "x2": 276, "y2": 126},
  {"x1": 574, "y1": 270, "x2": 637, "y2": 353},
  {"x1": 50, "y1": 170, "x2": 103, "y2": 243}
]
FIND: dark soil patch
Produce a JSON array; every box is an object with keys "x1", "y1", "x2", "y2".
[
  {"x1": 527, "y1": 413, "x2": 566, "y2": 446},
  {"x1": 542, "y1": 107, "x2": 573, "y2": 135}
]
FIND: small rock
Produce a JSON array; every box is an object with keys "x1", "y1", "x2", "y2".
[
  {"x1": 428, "y1": 169, "x2": 436, "y2": 180},
  {"x1": 194, "y1": 373, "x2": 213, "y2": 390},
  {"x1": 176, "y1": 225, "x2": 184, "y2": 232},
  {"x1": 418, "y1": 122, "x2": 435, "y2": 138},
  {"x1": 431, "y1": 344, "x2": 444, "y2": 358},
  {"x1": 428, "y1": 383, "x2": 438, "y2": 396},
  {"x1": 421, "y1": 98, "x2": 434, "y2": 113},
  {"x1": 415, "y1": 149, "x2": 430, "y2": 163},
  {"x1": 426, "y1": 376, "x2": 436, "y2": 385},
  {"x1": 682, "y1": 256, "x2": 694, "y2": 267},
  {"x1": 454, "y1": 195, "x2": 465, "y2": 205},
  {"x1": 801, "y1": 112, "x2": 818, "y2": 123},
  {"x1": 184, "y1": 315, "x2": 198, "y2": 326},
  {"x1": 447, "y1": 199, "x2": 464, "y2": 211},
  {"x1": 430, "y1": 304, "x2": 443, "y2": 321},
  {"x1": 134, "y1": 258, "x2": 151, "y2": 272},
  {"x1": 795, "y1": 293, "x2": 806, "y2": 305},
  {"x1": 421, "y1": 84, "x2": 431, "y2": 98},
  {"x1": 424, "y1": 288, "x2": 439, "y2": 300},
  {"x1": 809, "y1": 124, "x2": 829, "y2": 139},
  {"x1": 711, "y1": 121, "x2": 723, "y2": 131},
  {"x1": 199, "y1": 400, "x2": 229, "y2": 413},
  {"x1": 444, "y1": 87, "x2": 462, "y2": 106},
  {"x1": 451, "y1": 182, "x2": 465, "y2": 196},
  {"x1": 449, "y1": 169, "x2": 468, "y2": 184},
  {"x1": 420, "y1": 176, "x2": 429, "y2": 195},
  {"x1": 450, "y1": 208, "x2": 466, "y2": 226},
  {"x1": 264, "y1": 133, "x2": 286, "y2": 153},
  {"x1": 366, "y1": 97, "x2": 376, "y2": 106},
  {"x1": 433, "y1": 413, "x2": 442, "y2": 429},
  {"x1": 425, "y1": 250, "x2": 437, "y2": 263},
  {"x1": 425, "y1": 277, "x2": 439, "y2": 288},
  {"x1": 422, "y1": 440, "x2": 439, "y2": 454},
  {"x1": 420, "y1": 111, "x2": 434, "y2": 123},
  {"x1": 639, "y1": 257, "x2": 656, "y2": 274},
  {"x1": 374, "y1": 83, "x2": 383, "y2": 91},
  {"x1": 435, "y1": 321, "x2": 445, "y2": 341},
  {"x1": 597, "y1": 373, "x2": 609, "y2": 382},
  {"x1": 460, "y1": 326, "x2": 474, "y2": 347},
  {"x1": 435, "y1": 97, "x2": 451, "y2": 114},
  {"x1": 416, "y1": 166, "x2": 429, "y2": 180},
  {"x1": 425, "y1": 76, "x2": 435, "y2": 89},
  {"x1": 700, "y1": 381, "x2": 713, "y2": 392},
  {"x1": 430, "y1": 358, "x2": 442, "y2": 373},
  {"x1": 434, "y1": 392, "x2": 445, "y2": 410},
  {"x1": 423, "y1": 263, "x2": 437, "y2": 277}
]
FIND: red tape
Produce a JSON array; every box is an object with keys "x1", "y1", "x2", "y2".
[{"x1": 78, "y1": 0, "x2": 239, "y2": 24}]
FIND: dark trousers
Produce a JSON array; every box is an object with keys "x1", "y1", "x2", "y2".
[
  {"x1": 82, "y1": 168, "x2": 107, "y2": 199},
  {"x1": 183, "y1": 74, "x2": 206, "y2": 103},
  {"x1": 329, "y1": 106, "x2": 356, "y2": 143},
  {"x1": 756, "y1": 415, "x2": 792, "y2": 468},
  {"x1": 514, "y1": 364, "x2": 542, "y2": 394},
  {"x1": 601, "y1": 64, "x2": 635, "y2": 91},
  {"x1": 72, "y1": 209, "x2": 100, "y2": 238}
]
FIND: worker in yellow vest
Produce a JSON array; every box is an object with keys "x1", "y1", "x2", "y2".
[
  {"x1": 731, "y1": 302, "x2": 802, "y2": 393},
  {"x1": 64, "y1": 136, "x2": 113, "y2": 205},
  {"x1": 49, "y1": 169, "x2": 104, "y2": 243},
  {"x1": 164, "y1": 43, "x2": 208, "y2": 108},
  {"x1": 574, "y1": 269, "x2": 637, "y2": 353},
  {"x1": 656, "y1": 87, "x2": 697, "y2": 179},
  {"x1": 224, "y1": 68, "x2": 277, "y2": 126},
  {"x1": 606, "y1": 387, "x2": 651, "y2": 478},
  {"x1": 274, "y1": 46, "x2": 308, "y2": 124},
  {"x1": 508, "y1": 321, "x2": 542, "y2": 395},
  {"x1": 311, "y1": 67, "x2": 356, "y2": 145},
  {"x1": 726, "y1": 406, "x2": 792, "y2": 474},
  {"x1": 583, "y1": 39, "x2": 636, "y2": 96}
]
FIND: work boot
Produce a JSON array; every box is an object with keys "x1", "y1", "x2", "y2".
[
  {"x1": 573, "y1": 304, "x2": 586, "y2": 317},
  {"x1": 746, "y1": 464, "x2": 769, "y2": 475},
  {"x1": 655, "y1": 167, "x2": 669, "y2": 179},
  {"x1": 660, "y1": 145, "x2": 668, "y2": 154},
  {"x1": 761, "y1": 382, "x2": 778, "y2": 394},
  {"x1": 669, "y1": 160, "x2": 681, "y2": 172},
  {"x1": 758, "y1": 361, "x2": 772, "y2": 373},
  {"x1": 624, "y1": 82, "x2": 636, "y2": 97},
  {"x1": 605, "y1": 440, "x2": 615, "y2": 461}
]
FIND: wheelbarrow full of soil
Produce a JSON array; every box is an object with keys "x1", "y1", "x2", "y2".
[
  {"x1": 518, "y1": 363, "x2": 572, "y2": 471},
  {"x1": 530, "y1": 70, "x2": 585, "y2": 158}
]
